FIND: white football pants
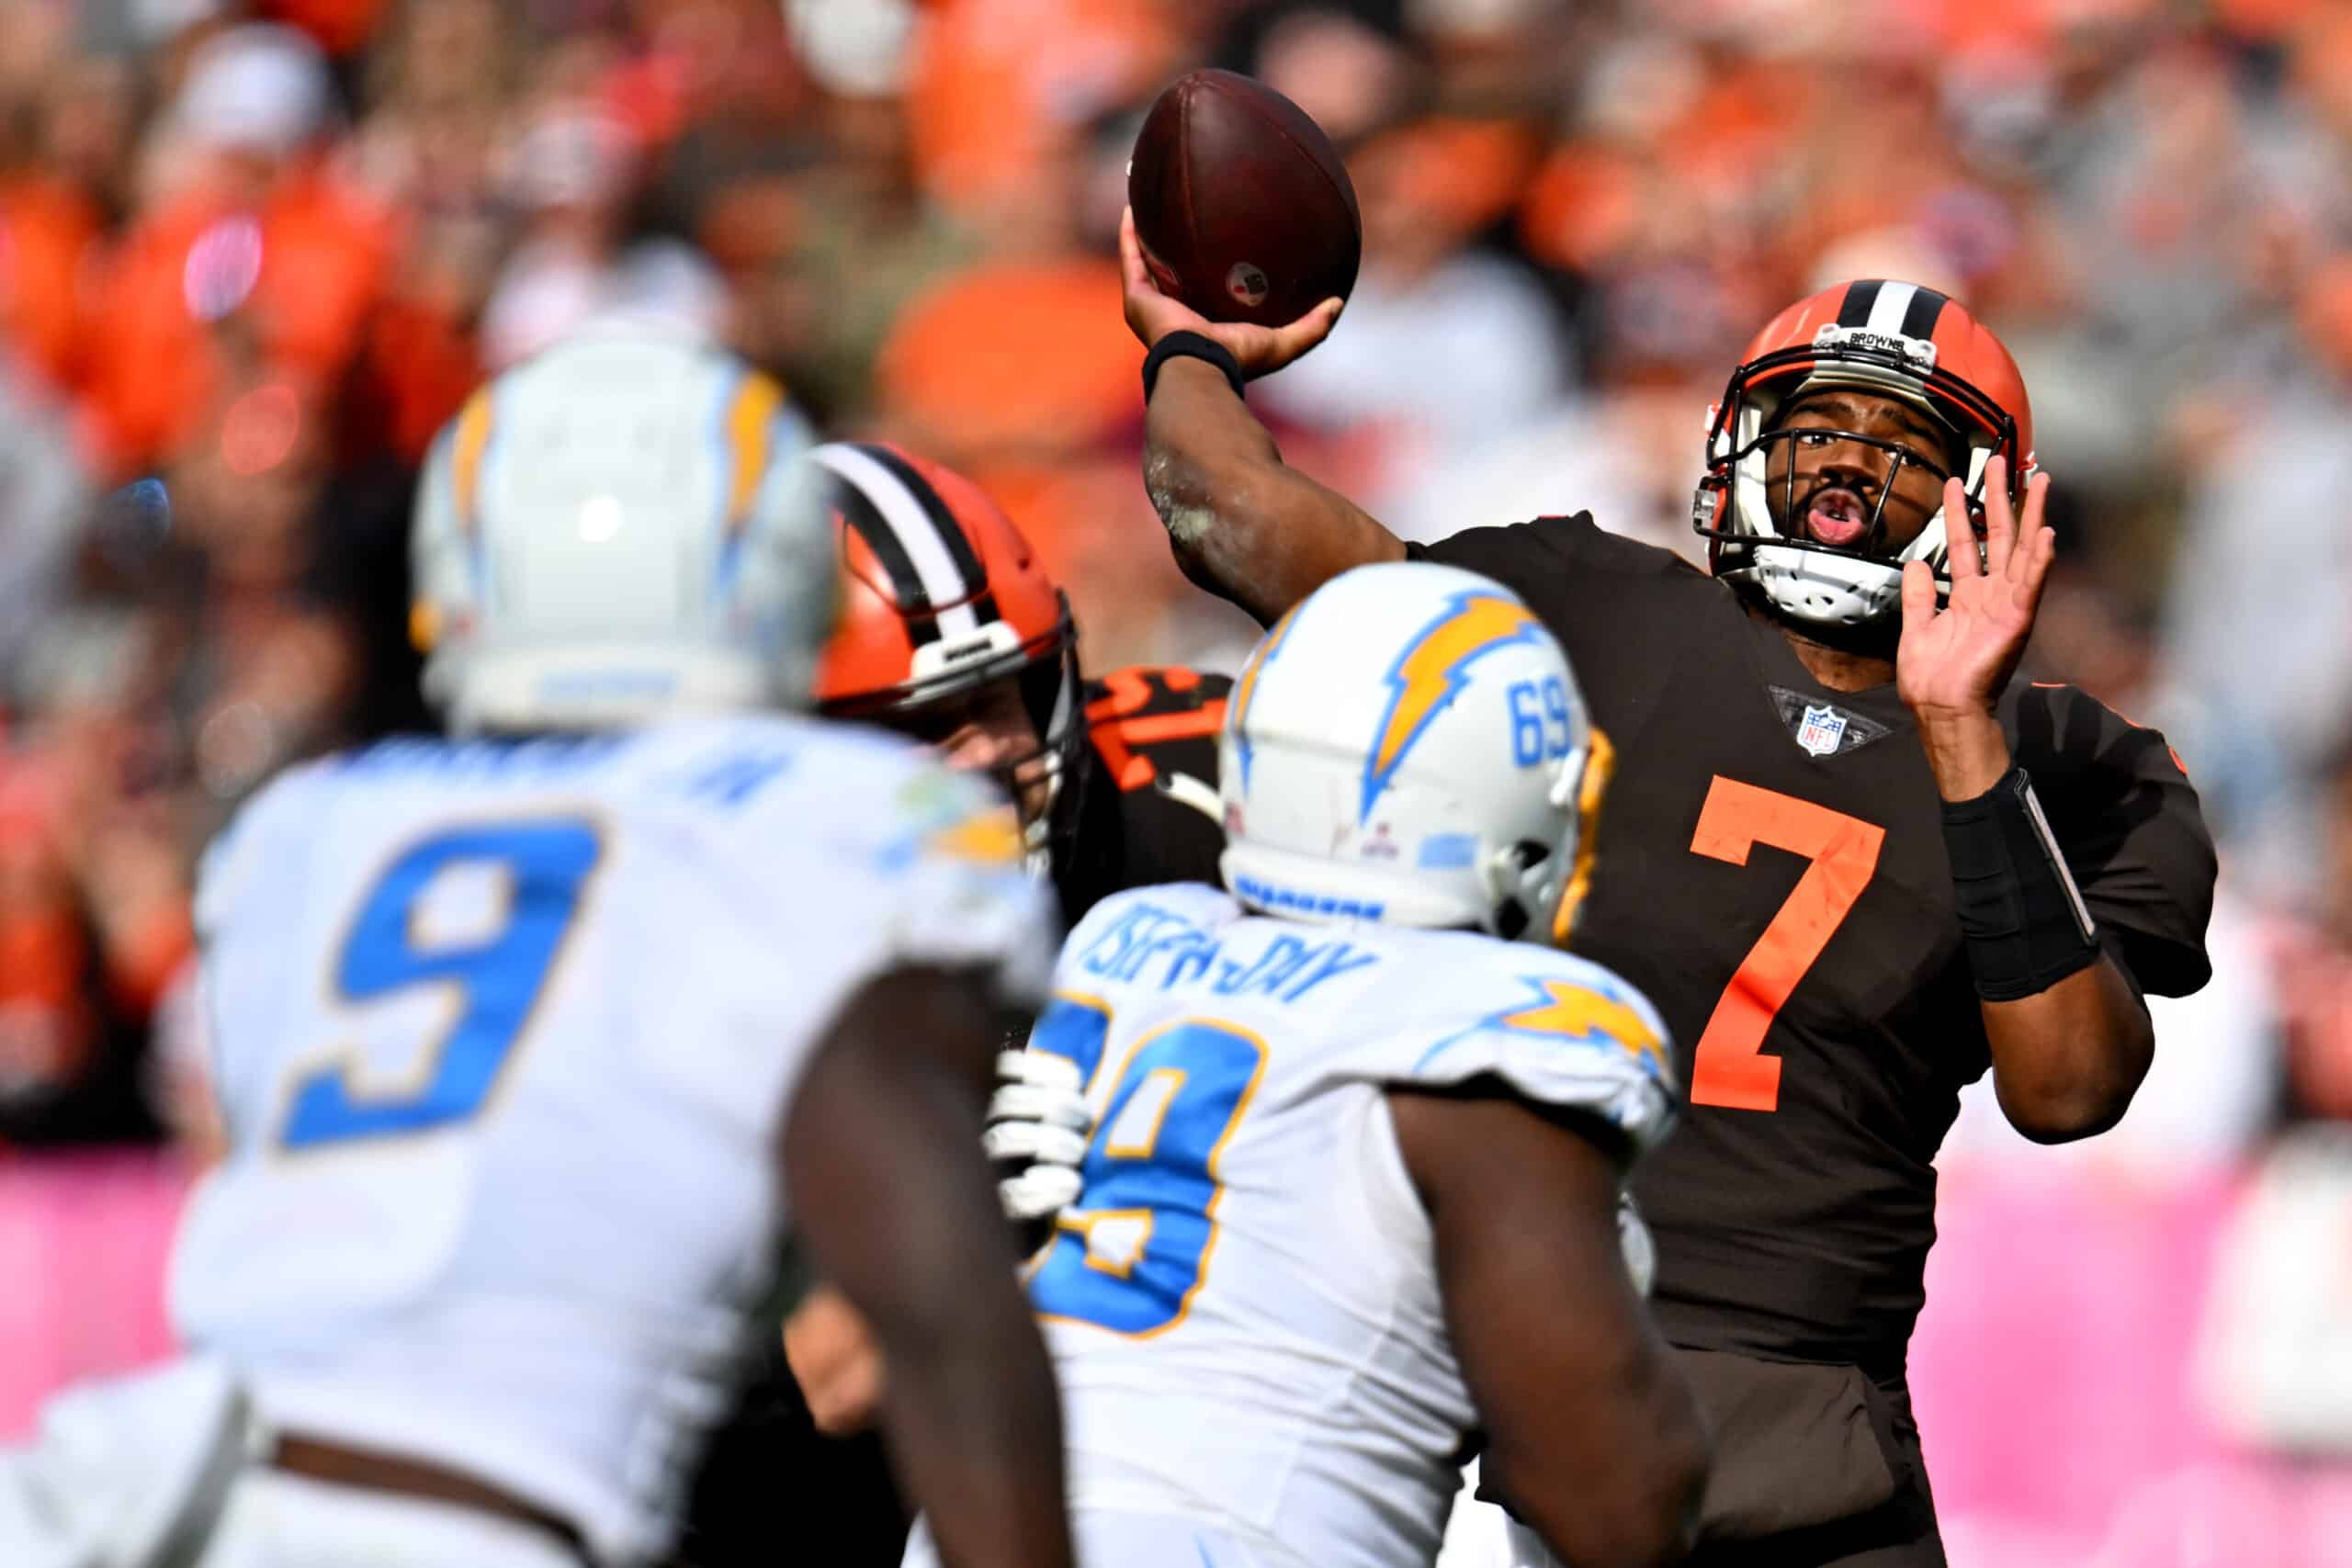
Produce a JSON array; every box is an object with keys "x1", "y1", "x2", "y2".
[
  {"x1": 192, "y1": 1471, "x2": 580, "y2": 1568},
  {"x1": 1437, "y1": 1460, "x2": 1564, "y2": 1568},
  {"x1": 906, "y1": 1507, "x2": 1277, "y2": 1568}
]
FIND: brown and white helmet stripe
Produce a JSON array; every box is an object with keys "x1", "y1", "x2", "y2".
[
  {"x1": 1833, "y1": 278, "x2": 1953, "y2": 342},
  {"x1": 813, "y1": 441, "x2": 1005, "y2": 649}
]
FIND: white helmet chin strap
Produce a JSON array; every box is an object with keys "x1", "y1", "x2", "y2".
[{"x1": 1746, "y1": 507, "x2": 1950, "y2": 629}]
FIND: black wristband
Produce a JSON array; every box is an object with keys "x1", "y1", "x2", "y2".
[
  {"x1": 1940, "y1": 767, "x2": 2102, "y2": 1001},
  {"x1": 1143, "y1": 331, "x2": 1245, "y2": 402}
]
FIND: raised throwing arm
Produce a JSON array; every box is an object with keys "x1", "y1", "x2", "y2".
[{"x1": 1121, "y1": 208, "x2": 1403, "y2": 626}]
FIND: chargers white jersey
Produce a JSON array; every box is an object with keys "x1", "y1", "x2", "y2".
[
  {"x1": 1022, "y1": 883, "x2": 1677, "y2": 1568},
  {"x1": 167, "y1": 715, "x2": 1055, "y2": 1565}
]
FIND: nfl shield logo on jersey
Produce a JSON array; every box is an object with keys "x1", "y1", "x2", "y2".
[{"x1": 1796, "y1": 704, "x2": 1848, "y2": 758}]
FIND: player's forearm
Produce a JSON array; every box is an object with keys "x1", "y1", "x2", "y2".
[
  {"x1": 786, "y1": 970, "x2": 1076, "y2": 1568},
  {"x1": 1915, "y1": 715, "x2": 2158, "y2": 1141},
  {"x1": 1913, "y1": 705, "x2": 2012, "y2": 801},
  {"x1": 804, "y1": 1108, "x2": 1074, "y2": 1567},
  {"x1": 1399, "y1": 1092, "x2": 1708, "y2": 1568},
  {"x1": 1487, "y1": 1339, "x2": 1709, "y2": 1568},
  {"x1": 1983, "y1": 957, "x2": 2154, "y2": 1143},
  {"x1": 1485, "y1": 1296, "x2": 1709, "y2": 1568},
  {"x1": 1142, "y1": 358, "x2": 1402, "y2": 626},
  {"x1": 874, "y1": 1289, "x2": 1074, "y2": 1568}
]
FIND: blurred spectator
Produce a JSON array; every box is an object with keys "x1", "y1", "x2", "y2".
[
  {"x1": 2267, "y1": 731, "x2": 2352, "y2": 1124},
  {"x1": 2153, "y1": 324, "x2": 2352, "y2": 897},
  {"x1": 81, "y1": 22, "x2": 392, "y2": 477},
  {"x1": 0, "y1": 0, "x2": 2338, "y2": 1467},
  {"x1": 0, "y1": 79, "x2": 107, "y2": 396},
  {"x1": 345, "y1": 0, "x2": 520, "y2": 458},
  {"x1": 749, "y1": 3, "x2": 975, "y2": 423},
  {"x1": 1946, "y1": 565, "x2": 2286, "y2": 1174},
  {"x1": 1250, "y1": 8, "x2": 1576, "y2": 507},
  {"x1": 480, "y1": 99, "x2": 718, "y2": 368},
  {"x1": 898, "y1": 0, "x2": 1182, "y2": 225},
  {"x1": 0, "y1": 364, "x2": 90, "y2": 690},
  {"x1": 0, "y1": 6, "x2": 2339, "y2": 1560}
]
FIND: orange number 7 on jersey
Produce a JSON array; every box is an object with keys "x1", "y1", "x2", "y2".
[{"x1": 1688, "y1": 778, "x2": 1886, "y2": 1111}]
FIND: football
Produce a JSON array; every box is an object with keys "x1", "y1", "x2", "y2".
[{"x1": 1127, "y1": 69, "x2": 1362, "y2": 330}]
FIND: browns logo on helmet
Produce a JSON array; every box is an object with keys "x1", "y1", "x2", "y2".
[
  {"x1": 811, "y1": 442, "x2": 1086, "y2": 871},
  {"x1": 1691, "y1": 278, "x2": 2035, "y2": 629}
]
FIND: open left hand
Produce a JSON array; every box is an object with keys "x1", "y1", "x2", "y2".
[{"x1": 1897, "y1": 456, "x2": 2054, "y2": 720}]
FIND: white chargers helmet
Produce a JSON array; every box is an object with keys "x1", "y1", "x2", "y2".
[
  {"x1": 1220, "y1": 561, "x2": 1613, "y2": 941},
  {"x1": 410, "y1": 328, "x2": 831, "y2": 734}
]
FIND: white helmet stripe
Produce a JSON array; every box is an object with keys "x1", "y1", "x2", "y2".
[
  {"x1": 1864, "y1": 280, "x2": 1919, "y2": 337},
  {"x1": 813, "y1": 444, "x2": 985, "y2": 642}
]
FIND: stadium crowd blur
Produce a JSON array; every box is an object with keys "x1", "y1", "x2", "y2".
[{"x1": 0, "y1": 0, "x2": 2348, "y2": 1558}]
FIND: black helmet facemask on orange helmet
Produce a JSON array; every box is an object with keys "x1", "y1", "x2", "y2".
[
  {"x1": 1752, "y1": 389, "x2": 1968, "y2": 566},
  {"x1": 827, "y1": 637, "x2": 1089, "y2": 880}
]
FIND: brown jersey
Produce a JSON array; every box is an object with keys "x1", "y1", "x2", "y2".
[
  {"x1": 1057, "y1": 665, "x2": 1229, "y2": 923},
  {"x1": 1413, "y1": 515, "x2": 2215, "y2": 1371}
]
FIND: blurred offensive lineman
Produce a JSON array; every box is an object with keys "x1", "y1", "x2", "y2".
[
  {"x1": 1, "y1": 333, "x2": 1076, "y2": 1568},
  {"x1": 811, "y1": 441, "x2": 1228, "y2": 929},
  {"x1": 786, "y1": 442, "x2": 1233, "y2": 1405},
  {"x1": 683, "y1": 444, "x2": 1235, "y2": 1563},
  {"x1": 908, "y1": 561, "x2": 1712, "y2": 1568}
]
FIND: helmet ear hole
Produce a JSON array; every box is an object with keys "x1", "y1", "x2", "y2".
[{"x1": 1487, "y1": 838, "x2": 1552, "y2": 939}]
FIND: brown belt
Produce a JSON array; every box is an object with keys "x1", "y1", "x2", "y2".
[{"x1": 269, "y1": 1433, "x2": 593, "y2": 1564}]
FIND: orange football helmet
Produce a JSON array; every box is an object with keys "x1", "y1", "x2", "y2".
[
  {"x1": 812, "y1": 442, "x2": 1085, "y2": 865},
  {"x1": 1691, "y1": 279, "x2": 2035, "y2": 628}
]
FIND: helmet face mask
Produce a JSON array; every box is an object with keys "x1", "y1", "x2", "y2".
[
  {"x1": 1692, "y1": 284, "x2": 2034, "y2": 631},
  {"x1": 1755, "y1": 416, "x2": 1960, "y2": 560}
]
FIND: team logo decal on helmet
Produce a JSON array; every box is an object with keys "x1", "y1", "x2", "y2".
[
  {"x1": 1366, "y1": 592, "x2": 1546, "y2": 822},
  {"x1": 1228, "y1": 602, "x2": 1301, "y2": 795},
  {"x1": 1219, "y1": 563, "x2": 1601, "y2": 940}
]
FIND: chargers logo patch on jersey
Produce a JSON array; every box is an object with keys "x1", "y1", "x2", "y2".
[
  {"x1": 1495, "y1": 976, "x2": 1668, "y2": 1077},
  {"x1": 928, "y1": 804, "x2": 1023, "y2": 867},
  {"x1": 1417, "y1": 975, "x2": 1669, "y2": 1080},
  {"x1": 879, "y1": 768, "x2": 1024, "y2": 871},
  {"x1": 1364, "y1": 592, "x2": 1544, "y2": 822}
]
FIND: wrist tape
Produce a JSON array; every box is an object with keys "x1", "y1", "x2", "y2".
[
  {"x1": 1143, "y1": 331, "x2": 1246, "y2": 401},
  {"x1": 1941, "y1": 767, "x2": 2102, "y2": 1001}
]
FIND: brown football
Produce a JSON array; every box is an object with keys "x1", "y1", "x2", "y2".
[{"x1": 1127, "y1": 69, "x2": 1362, "y2": 330}]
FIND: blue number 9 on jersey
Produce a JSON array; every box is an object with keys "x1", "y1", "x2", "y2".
[
  {"x1": 278, "y1": 817, "x2": 604, "y2": 1150},
  {"x1": 1029, "y1": 1014, "x2": 1268, "y2": 1337}
]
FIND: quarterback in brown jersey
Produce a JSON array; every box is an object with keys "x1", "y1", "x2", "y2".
[
  {"x1": 1117, "y1": 207, "x2": 2216, "y2": 1568},
  {"x1": 680, "y1": 442, "x2": 1232, "y2": 1568}
]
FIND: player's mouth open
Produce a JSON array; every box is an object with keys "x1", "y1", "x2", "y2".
[{"x1": 1804, "y1": 487, "x2": 1871, "y2": 548}]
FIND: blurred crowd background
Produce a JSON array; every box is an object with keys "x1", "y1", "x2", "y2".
[{"x1": 0, "y1": 0, "x2": 2347, "y2": 1562}]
